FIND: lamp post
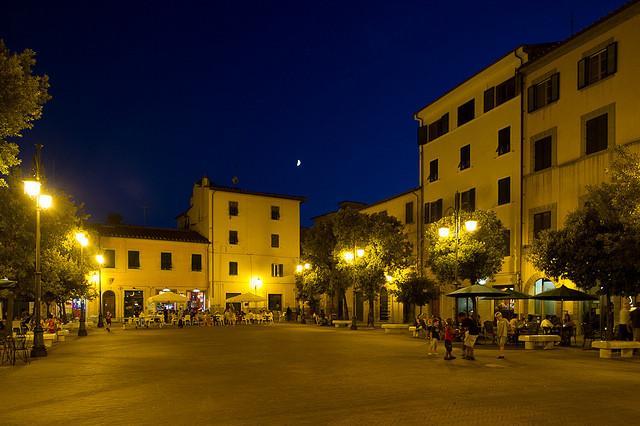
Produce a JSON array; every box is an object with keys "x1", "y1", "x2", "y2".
[
  {"x1": 438, "y1": 191, "x2": 478, "y2": 319},
  {"x1": 24, "y1": 145, "x2": 53, "y2": 358},
  {"x1": 294, "y1": 263, "x2": 311, "y2": 323},
  {"x1": 95, "y1": 254, "x2": 105, "y2": 328},
  {"x1": 75, "y1": 232, "x2": 89, "y2": 336},
  {"x1": 343, "y1": 247, "x2": 365, "y2": 330}
]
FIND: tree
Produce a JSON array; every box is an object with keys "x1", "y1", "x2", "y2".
[
  {"x1": 0, "y1": 170, "x2": 93, "y2": 318},
  {"x1": 0, "y1": 40, "x2": 51, "y2": 186},
  {"x1": 425, "y1": 209, "x2": 506, "y2": 286},
  {"x1": 300, "y1": 208, "x2": 413, "y2": 326},
  {"x1": 391, "y1": 274, "x2": 439, "y2": 317}
]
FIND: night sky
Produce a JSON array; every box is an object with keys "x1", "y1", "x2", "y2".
[{"x1": 0, "y1": 0, "x2": 627, "y2": 227}]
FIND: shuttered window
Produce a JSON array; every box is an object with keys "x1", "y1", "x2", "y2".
[
  {"x1": 428, "y1": 113, "x2": 449, "y2": 142},
  {"x1": 460, "y1": 188, "x2": 476, "y2": 212},
  {"x1": 534, "y1": 136, "x2": 552, "y2": 172},
  {"x1": 428, "y1": 159, "x2": 438, "y2": 182},
  {"x1": 424, "y1": 199, "x2": 443, "y2": 224},
  {"x1": 484, "y1": 87, "x2": 495, "y2": 112},
  {"x1": 585, "y1": 113, "x2": 608, "y2": 155},
  {"x1": 533, "y1": 211, "x2": 552, "y2": 239},
  {"x1": 527, "y1": 73, "x2": 559, "y2": 112},
  {"x1": 405, "y1": 202, "x2": 414, "y2": 224},
  {"x1": 457, "y1": 99, "x2": 475, "y2": 126},
  {"x1": 459, "y1": 145, "x2": 471, "y2": 170},
  {"x1": 498, "y1": 177, "x2": 511, "y2": 205},
  {"x1": 497, "y1": 127, "x2": 511, "y2": 156},
  {"x1": 578, "y1": 42, "x2": 617, "y2": 89}
]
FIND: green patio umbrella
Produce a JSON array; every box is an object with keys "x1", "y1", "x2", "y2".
[
  {"x1": 446, "y1": 284, "x2": 505, "y2": 318},
  {"x1": 531, "y1": 284, "x2": 597, "y2": 319}
]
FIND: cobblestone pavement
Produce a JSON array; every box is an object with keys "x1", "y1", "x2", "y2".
[{"x1": 1, "y1": 324, "x2": 638, "y2": 425}]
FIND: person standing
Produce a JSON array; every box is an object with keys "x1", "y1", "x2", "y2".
[
  {"x1": 630, "y1": 305, "x2": 640, "y2": 343},
  {"x1": 495, "y1": 312, "x2": 508, "y2": 359},
  {"x1": 428, "y1": 317, "x2": 441, "y2": 356},
  {"x1": 461, "y1": 313, "x2": 479, "y2": 360},
  {"x1": 443, "y1": 318, "x2": 456, "y2": 360},
  {"x1": 105, "y1": 311, "x2": 112, "y2": 332},
  {"x1": 618, "y1": 300, "x2": 632, "y2": 341}
]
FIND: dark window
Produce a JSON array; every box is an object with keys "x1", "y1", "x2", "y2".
[
  {"x1": 578, "y1": 42, "x2": 617, "y2": 89},
  {"x1": 585, "y1": 113, "x2": 608, "y2": 155},
  {"x1": 428, "y1": 159, "x2": 438, "y2": 182},
  {"x1": 229, "y1": 230, "x2": 238, "y2": 245},
  {"x1": 459, "y1": 145, "x2": 471, "y2": 170},
  {"x1": 460, "y1": 188, "x2": 476, "y2": 212},
  {"x1": 498, "y1": 177, "x2": 511, "y2": 205},
  {"x1": 533, "y1": 211, "x2": 552, "y2": 239},
  {"x1": 502, "y1": 229, "x2": 511, "y2": 257},
  {"x1": 417, "y1": 125, "x2": 429, "y2": 145},
  {"x1": 527, "y1": 73, "x2": 559, "y2": 112},
  {"x1": 425, "y1": 199, "x2": 443, "y2": 224},
  {"x1": 428, "y1": 113, "x2": 449, "y2": 142},
  {"x1": 497, "y1": 127, "x2": 511, "y2": 156},
  {"x1": 128, "y1": 250, "x2": 140, "y2": 269},
  {"x1": 191, "y1": 254, "x2": 202, "y2": 272},
  {"x1": 484, "y1": 87, "x2": 495, "y2": 112},
  {"x1": 104, "y1": 249, "x2": 116, "y2": 268},
  {"x1": 228, "y1": 201, "x2": 238, "y2": 216},
  {"x1": 271, "y1": 206, "x2": 280, "y2": 220},
  {"x1": 229, "y1": 261, "x2": 238, "y2": 276},
  {"x1": 161, "y1": 252, "x2": 172, "y2": 270},
  {"x1": 405, "y1": 202, "x2": 414, "y2": 224},
  {"x1": 534, "y1": 136, "x2": 552, "y2": 172},
  {"x1": 271, "y1": 263, "x2": 284, "y2": 277},
  {"x1": 271, "y1": 234, "x2": 280, "y2": 248},
  {"x1": 495, "y1": 77, "x2": 516, "y2": 106},
  {"x1": 457, "y1": 99, "x2": 475, "y2": 126}
]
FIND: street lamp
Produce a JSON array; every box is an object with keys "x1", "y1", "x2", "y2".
[
  {"x1": 343, "y1": 247, "x2": 365, "y2": 330},
  {"x1": 23, "y1": 169, "x2": 53, "y2": 358},
  {"x1": 95, "y1": 254, "x2": 105, "y2": 328},
  {"x1": 75, "y1": 231, "x2": 89, "y2": 336},
  {"x1": 438, "y1": 192, "x2": 479, "y2": 318}
]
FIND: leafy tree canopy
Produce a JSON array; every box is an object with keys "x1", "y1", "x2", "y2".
[
  {"x1": 425, "y1": 209, "x2": 505, "y2": 286},
  {"x1": 391, "y1": 274, "x2": 439, "y2": 310},
  {"x1": 0, "y1": 40, "x2": 51, "y2": 186}
]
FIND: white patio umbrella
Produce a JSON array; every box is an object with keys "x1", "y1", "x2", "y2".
[
  {"x1": 147, "y1": 291, "x2": 188, "y2": 304},
  {"x1": 225, "y1": 292, "x2": 266, "y2": 303}
]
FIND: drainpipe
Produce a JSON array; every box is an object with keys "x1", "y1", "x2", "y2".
[{"x1": 514, "y1": 47, "x2": 525, "y2": 297}]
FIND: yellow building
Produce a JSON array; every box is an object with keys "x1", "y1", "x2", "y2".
[
  {"x1": 413, "y1": 45, "x2": 550, "y2": 320},
  {"x1": 520, "y1": 1, "x2": 640, "y2": 317},
  {"x1": 91, "y1": 225, "x2": 210, "y2": 320},
  {"x1": 177, "y1": 177, "x2": 304, "y2": 312}
]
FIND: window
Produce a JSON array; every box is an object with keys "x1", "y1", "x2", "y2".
[
  {"x1": 585, "y1": 113, "x2": 608, "y2": 155},
  {"x1": 460, "y1": 188, "x2": 476, "y2": 212},
  {"x1": 498, "y1": 177, "x2": 511, "y2": 205},
  {"x1": 484, "y1": 77, "x2": 516, "y2": 112},
  {"x1": 161, "y1": 252, "x2": 172, "y2": 270},
  {"x1": 497, "y1": 127, "x2": 510, "y2": 156},
  {"x1": 495, "y1": 77, "x2": 516, "y2": 106},
  {"x1": 533, "y1": 211, "x2": 552, "y2": 239},
  {"x1": 578, "y1": 42, "x2": 617, "y2": 89},
  {"x1": 457, "y1": 99, "x2": 475, "y2": 126},
  {"x1": 229, "y1": 261, "x2": 238, "y2": 276},
  {"x1": 405, "y1": 202, "x2": 414, "y2": 224},
  {"x1": 425, "y1": 199, "x2": 443, "y2": 224},
  {"x1": 502, "y1": 229, "x2": 511, "y2": 257},
  {"x1": 271, "y1": 234, "x2": 280, "y2": 248},
  {"x1": 271, "y1": 263, "x2": 284, "y2": 277},
  {"x1": 483, "y1": 87, "x2": 495, "y2": 112},
  {"x1": 459, "y1": 145, "x2": 470, "y2": 170},
  {"x1": 428, "y1": 159, "x2": 438, "y2": 182},
  {"x1": 104, "y1": 249, "x2": 115, "y2": 268},
  {"x1": 534, "y1": 136, "x2": 552, "y2": 172},
  {"x1": 191, "y1": 254, "x2": 202, "y2": 272},
  {"x1": 427, "y1": 113, "x2": 449, "y2": 142},
  {"x1": 271, "y1": 206, "x2": 280, "y2": 220},
  {"x1": 127, "y1": 250, "x2": 140, "y2": 269},
  {"x1": 229, "y1": 230, "x2": 238, "y2": 245},
  {"x1": 228, "y1": 201, "x2": 239, "y2": 216},
  {"x1": 527, "y1": 73, "x2": 559, "y2": 112},
  {"x1": 417, "y1": 125, "x2": 429, "y2": 145}
]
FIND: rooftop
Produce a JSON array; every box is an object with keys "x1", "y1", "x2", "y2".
[{"x1": 93, "y1": 224, "x2": 210, "y2": 244}]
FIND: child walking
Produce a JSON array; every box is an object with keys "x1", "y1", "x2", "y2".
[{"x1": 444, "y1": 318, "x2": 456, "y2": 360}]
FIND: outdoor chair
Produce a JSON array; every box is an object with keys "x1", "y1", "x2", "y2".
[
  {"x1": 482, "y1": 321, "x2": 496, "y2": 345},
  {"x1": 184, "y1": 315, "x2": 191, "y2": 326}
]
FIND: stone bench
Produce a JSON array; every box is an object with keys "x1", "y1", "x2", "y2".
[
  {"x1": 519, "y1": 334, "x2": 560, "y2": 350},
  {"x1": 333, "y1": 320, "x2": 351, "y2": 328},
  {"x1": 381, "y1": 324, "x2": 409, "y2": 334},
  {"x1": 409, "y1": 326, "x2": 418, "y2": 337},
  {"x1": 43, "y1": 333, "x2": 57, "y2": 347},
  {"x1": 591, "y1": 340, "x2": 640, "y2": 359},
  {"x1": 57, "y1": 329, "x2": 70, "y2": 342}
]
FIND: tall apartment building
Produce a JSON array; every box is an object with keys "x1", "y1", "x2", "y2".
[
  {"x1": 407, "y1": 1, "x2": 640, "y2": 321},
  {"x1": 177, "y1": 177, "x2": 304, "y2": 312},
  {"x1": 520, "y1": 1, "x2": 640, "y2": 317}
]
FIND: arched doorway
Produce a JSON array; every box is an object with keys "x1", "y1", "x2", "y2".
[{"x1": 103, "y1": 290, "x2": 116, "y2": 319}]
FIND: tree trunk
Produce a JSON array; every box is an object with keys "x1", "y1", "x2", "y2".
[
  {"x1": 367, "y1": 299, "x2": 375, "y2": 327},
  {"x1": 342, "y1": 291, "x2": 349, "y2": 320}
]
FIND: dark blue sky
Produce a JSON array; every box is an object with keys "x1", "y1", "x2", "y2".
[{"x1": 1, "y1": 0, "x2": 626, "y2": 227}]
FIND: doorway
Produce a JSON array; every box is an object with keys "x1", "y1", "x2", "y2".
[{"x1": 103, "y1": 290, "x2": 116, "y2": 319}]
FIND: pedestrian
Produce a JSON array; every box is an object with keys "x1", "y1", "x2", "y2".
[
  {"x1": 618, "y1": 300, "x2": 632, "y2": 341},
  {"x1": 495, "y1": 312, "x2": 508, "y2": 359},
  {"x1": 631, "y1": 305, "x2": 640, "y2": 343},
  {"x1": 428, "y1": 316, "x2": 441, "y2": 355},
  {"x1": 105, "y1": 311, "x2": 112, "y2": 332},
  {"x1": 443, "y1": 318, "x2": 456, "y2": 360},
  {"x1": 460, "y1": 312, "x2": 479, "y2": 360}
]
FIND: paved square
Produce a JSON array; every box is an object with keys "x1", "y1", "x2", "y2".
[{"x1": 1, "y1": 324, "x2": 638, "y2": 425}]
